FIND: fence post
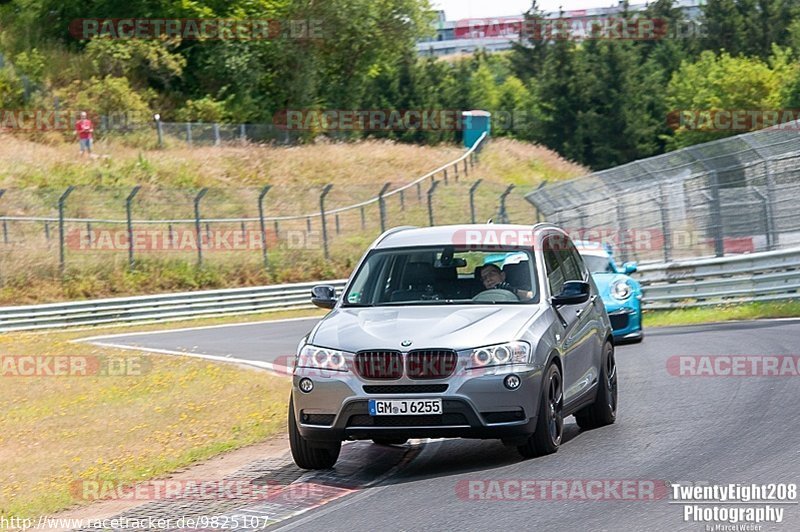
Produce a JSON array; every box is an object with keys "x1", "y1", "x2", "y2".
[
  {"x1": 454, "y1": 162, "x2": 459, "y2": 179},
  {"x1": 0, "y1": 189, "x2": 6, "y2": 245},
  {"x1": 655, "y1": 185, "x2": 672, "y2": 262},
  {"x1": 751, "y1": 188, "x2": 772, "y2": 251},
  {"x1": 319, "y1": 184, "x2": 333, "y2": 260},
  {"x1": 416, "y1": 182, "x2": 422, "y2": 202},
  {"x1": 763, "y1": 159, "x2": 778, "y2": 250},
  {"x1": 45, "y1": 221, "x2": 51, "y2": 242},
  {"x1": 708, "y1": 170, "x2": 725, "y2": 257},
  {"x1": 58, "y1": 186, "x2": 75, "y2": 274},
  {"x1": 464, "y1": 158, "x2": 469, "y2": 176},
  {"x1": 240, "y1": 124, "x2": 247, "y2": 142},
  {"x1": 306, "y1": 217, "x2": 312, "y2": 234},
  {"x1": 258, "y1": 185, "x2": 272, "y2": 269},
  {"x1": 213, "y1": 123, "x2": 221, "y2": 146},
  {"x1": 126, "y1": 185, "x2": 141, "y2": 271},
  {"x1": 427, "y1": 180, "x2": 440, "y2": 226},
  {"x1": 443, "y1": 168, "x2": 448, "y2": 185},
  {"x1": 400, "y1": 190, "x2": 405, "y2": 211},
  {"x1": 498, "y1": 184, "x2": 514, "y2": 224},
  {"x1": 273, "y1": 220, "x2": 279, "y2": 240},
  {"x1": 186, "y1": 123, "x2": 192, "y2": 145},
  {"x1": 335, "y1": 213, "x2": 341, "y2": 235},
  {"x1": 378, "y1": 182, "x2": 391, "y2": 234},
  {"x1": 469, "y1": 179, "x2": 483, "y2": 224},
  {"x1": 155, "y1": 115, "x2": 164, "y2": 148},
  {"x1": 360, "y1": 206, "x2": 366, "y2": 229},
  {"x1": 194, "y1": 188, "x2": 209, "y2": 267}
]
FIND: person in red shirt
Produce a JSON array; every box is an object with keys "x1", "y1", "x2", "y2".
[{"x1": 75, "y1": 111, "x2": 94, "y2": 156}]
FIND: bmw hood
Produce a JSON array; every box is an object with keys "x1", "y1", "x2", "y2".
[{"x1": 309, "y1": 305, "x2": 544, "y2": 352}]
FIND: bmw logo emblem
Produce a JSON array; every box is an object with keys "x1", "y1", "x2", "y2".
[{"x1": 401, "y1": 340, "x2": 413, "y2": 347}]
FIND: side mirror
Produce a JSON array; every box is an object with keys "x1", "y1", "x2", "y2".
[
  {"x1": 623, "y1": 262, "x2": 638, "y2": 274},
  {"x1": 552, "y1": 281, "x2": 591, "y2": 306},
  {"x1": 311, "y1": 285, "x2": 337, "y2": 310}
]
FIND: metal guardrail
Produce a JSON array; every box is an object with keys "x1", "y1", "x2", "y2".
[
  {"x1": 2, "y1": 247, "x2": 798, "y2": 332},
  {"x1": 637, "y1": 247, "x2": 800, "y2": 310},
  {"x1": 0, "y1": 280, "x2": 348, "y2": 332}
]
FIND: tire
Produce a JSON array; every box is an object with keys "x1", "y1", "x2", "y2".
[
  {"x1": 574, "y1": 341, "x2": 618, "y2": 430},
  {"x1": 518, "y1": 362, "x2": 563, "y2": 458},
  {"x1": 288, "y1": 397, "x2": 341, "y2": 470},
  {"x1": 372, "y1": 438, "x2": 408, "y2": 446}
]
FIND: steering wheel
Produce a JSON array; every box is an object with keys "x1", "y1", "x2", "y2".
[{"x1": 471, "y1": 288, "x2": 519, "y2": 302}]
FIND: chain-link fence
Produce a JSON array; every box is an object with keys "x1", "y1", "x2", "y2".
[
  {"x1": 0, "y1": 135, "x2": 508, "y2": 283},
  {"x1": 525, "y1": 121, "x2": 800, "y2": 264}
]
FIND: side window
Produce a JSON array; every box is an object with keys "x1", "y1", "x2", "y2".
[
  {"x1": 559, "y1": 246, "x2": 582, "y2": 282},
  {"x1": 543, "y1": 236, "x2": 565, "y2": 295},
  {"x1": 568, "y1": 242, "x2": 589, "y2": 280}
]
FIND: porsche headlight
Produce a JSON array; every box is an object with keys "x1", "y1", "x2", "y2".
[
  {"x1": 467, "y1": 341, "x2": 531, "y2": 369},
  {"x1": 297, "y1": 345, "x2": 349, "y2": 372},
  {"x1": 611, "y1": 280, "x2": 632, "y2": 300}
]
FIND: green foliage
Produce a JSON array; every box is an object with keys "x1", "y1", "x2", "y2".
[
  {"x1": 175, "y1": 96, "x2": 230, "y2": 122},
  {"x1": 84, "y1": 37, "x2": 186, "y2": 89},
  {"x1": 55, "y1": 75, "x2": 152, "y2": 120},
  {"x1": 666, "y1": 50, "x2": 784, "y2": 149}
]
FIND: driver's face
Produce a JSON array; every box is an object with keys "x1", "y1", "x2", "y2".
[{"x1": 480, "y1": 266, "x2": 504, "y2": 289}]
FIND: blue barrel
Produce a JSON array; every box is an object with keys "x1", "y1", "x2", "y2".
[{"x1": 462, "y1": 110, "x2": 491, "y2": 148}]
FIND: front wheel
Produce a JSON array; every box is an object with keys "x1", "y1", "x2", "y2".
[
  {"x1": 518, "y1": 362, "x2": 563, "y2": 458},
  {"x1": 574, "y1": 341, "x2": 617, "y2": 430},
  {"x1": 288, "y1": 397, "x2": 341, "y2": 469}
]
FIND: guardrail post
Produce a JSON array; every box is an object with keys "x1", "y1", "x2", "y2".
[
  {"x1": 319, "y1": 184, "x2": 333, "y2": 259},
  {"x1": 497, "y1": 184, "x2": 515, "y2": 224},
  {"x1": 360, "y1": 206, "x2": 366, "y2": 229},
  {"x1": 443, "y1": 168, "x2": 448, "y2": 185},
  {"x1": 168, "y1": 223, "x2": 174, "y2": 247},
  {"x1": 258, "y1": 185, "x2": 272, "y2": 269},
  {"x1": 655, "y1": 185, "x2": 672, "y2": 262},
  {"x1": 708, "y1": 171, "x2": 725, "y2": 257},
  {"x1": 45, "y1": 221, "x2": 51, "y2": 242},
  {"x1": 416, "y1": 182, "x2": 422, "y2": 202},
  {"x1": 85, "y1": 222, "x2": 92, "y2": 248},
  {"x1": 454, "y1": 161, "x2": 459, "y2": 179},
  {"x1": 469, "y1": 179, "x2": 483, "y2": 224},
  {"x1": 273, "y1": 220, "x2": 279, "y2": 240},
  {"x1": 194, "y1": 188, "x2": 209, "y2": 267},
  {"x1": 427, "y1": 180, "x2": 440, "y2": 226},
  {"x1": 126, "y1": 185, "x2": 141, "y2": 271},
  {"x1": 400, "y1": 190, "x2": 405, "y2": 211},
  {"x1": 335, "y1": 213, "x2": 340, "y2": 235},
  {"x1": 378, "y1": 182, "x2": 391, "y2": 234},
  {"x1": 464, "y1": 158, "x2": 469, "y2": 176},
  {"x1": 306, "y1": 217, "x2": 312, "y2": 234},
  {"x1": 58, "y1": 186, "x2": 75, "y2": 274}
]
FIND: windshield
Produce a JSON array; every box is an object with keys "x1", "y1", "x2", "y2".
[
  {"x1": 581, "y1": 254, "x2": 615, "y2": 274},
  {"x1": 343, "y1": 246, "x2": 539, "y2": 306}
]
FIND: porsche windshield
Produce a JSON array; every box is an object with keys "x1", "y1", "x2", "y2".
[{"x1": 343, "y1": 247, "x2": 538, "y2": 306}]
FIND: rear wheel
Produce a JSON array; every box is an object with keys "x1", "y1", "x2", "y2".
[
  {"x1": 518, "y1": 362, "x2": 563, "y2": 458},
  {"x1": 288, "y1": 397, "x2": 341, "y2": 469},
  {"x1": 372, "y1": 438, "x2": 408, "y2": 446},
  {"x1": 575, "y1": 341, "x2": 617, "y2": 430}
]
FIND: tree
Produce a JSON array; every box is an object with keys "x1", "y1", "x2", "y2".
[{"x1": 510, "y1": 0, "x2": 548, "y2": 81}]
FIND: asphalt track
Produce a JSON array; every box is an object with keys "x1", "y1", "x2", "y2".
[{"x1": 82, "y1": 318, "x2": 800, "y2": 531}]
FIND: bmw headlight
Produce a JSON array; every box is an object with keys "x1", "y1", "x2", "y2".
[
  {"x1": 297, "y1": 345, "x2": 349, "y2": 372},
  {"x1": 467, "y1": 341, "x2": 531, "y2": 369},
  {"x1": 611, "y1": 280, "x2": 632, "y2": 300}
]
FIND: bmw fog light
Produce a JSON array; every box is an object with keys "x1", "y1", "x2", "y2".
[
  {"x1": 299, "y1": 378, "x2": 314, "y2": 393},
  {"x1": 504, "y1": 374, "x2": 521, "y2": 390}
]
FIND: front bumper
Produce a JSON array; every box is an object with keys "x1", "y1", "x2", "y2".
[
  {"x1": 605, "y1": 300, "x2": 642, "y2": 339},
  {"x1": 291, "y1": 366, "x2": 543, "y2": 443}
]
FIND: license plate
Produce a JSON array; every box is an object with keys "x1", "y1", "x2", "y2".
[{"x1": 368, "y1": 399, "x2": 442, "y2": 416}]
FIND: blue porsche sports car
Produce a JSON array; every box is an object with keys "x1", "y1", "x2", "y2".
[{"x1": 575, "y1": 241, "x2": 644, "y2": 343}]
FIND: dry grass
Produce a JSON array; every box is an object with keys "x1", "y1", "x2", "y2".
[
  {"x1": 0, "y1": 307, "x2": 325, "y2": 519},
  {"x1": 0, "y1": 135, "x2": 587, "y2": 304}
]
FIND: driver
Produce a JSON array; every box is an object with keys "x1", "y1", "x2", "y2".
[{"x1": 480, "y1": 264, "x2": 533, "y2": 300}]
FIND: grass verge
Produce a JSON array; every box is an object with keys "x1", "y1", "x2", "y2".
[
  {"x1": 0, "y1": 308, "x2": 324, "y2": 519},
  {"x1": 644, "y1": 300, "x2": 800, "y2": 328}
]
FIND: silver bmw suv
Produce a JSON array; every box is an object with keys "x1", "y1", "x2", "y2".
[{"x1": 289, "y1": 224, "x2": 617, "y2": 469}]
